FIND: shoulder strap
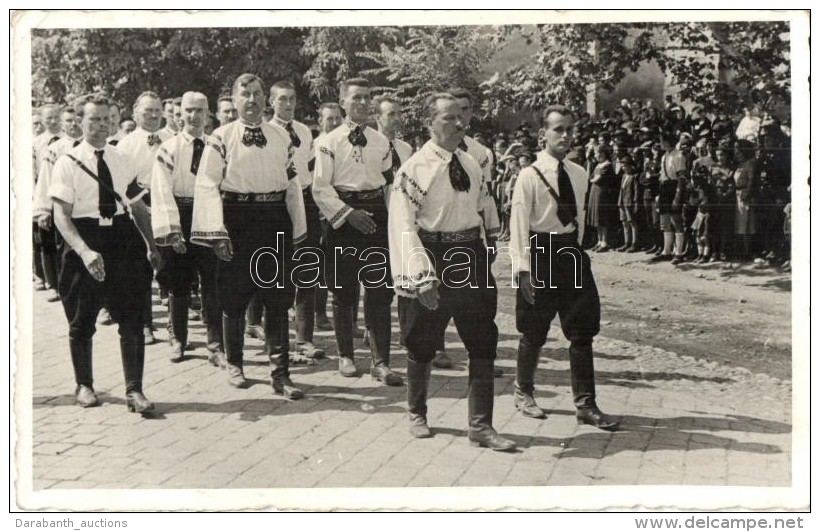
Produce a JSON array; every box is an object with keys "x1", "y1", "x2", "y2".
[
  {"x1": 529, "y1": 165, "x2": 562, "y2": 204},
  {"x1": 65, "y1": 154, "x2": 127, "y2": 209}
]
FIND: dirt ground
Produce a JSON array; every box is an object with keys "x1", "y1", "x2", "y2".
[{"x1": 493, "y1": 248, "x2": 793, "y2": 382}]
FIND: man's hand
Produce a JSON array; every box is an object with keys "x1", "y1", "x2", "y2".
[
  {"x1": 147, "y1": 247, "x2": 163, "y2": 272},
  {"x1": 37, "y1": 213, "x2": 53, "y2": 231},
  {"x1": 519, "y1": 271, "x2": 536, "y2": 305},
  {"x1": 346, "y1": 209, "x2": 377, "y2": 235},
  {"x1": 169, "y1": 233, "x2": 187, "y2": 254},
  {"x1": 417, "y1": 282, "x2": 440, "y2": 311},
  {"x1": 213, "y1": 238, "x2": 234, "y2": 261},
  {"x1": 79, "y1": 248, "x2": 105, "y2": 282}
]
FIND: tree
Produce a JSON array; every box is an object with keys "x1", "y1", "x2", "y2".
[
  {"x1": 300, "y1": 26, "x2": 406, "y2": 103},
  {"x1": 359, "y1": 26, "x2": 493, "y2": 136},
  {"x1": 485, "y1": 21, "x2": 791, "y2": 117}
]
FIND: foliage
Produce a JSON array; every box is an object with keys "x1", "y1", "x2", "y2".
[
  {"x1": 358, "y1": 26, "x2": 493, "y2": 137},
  {"x1": 484, "y1": 21, "x2": 791, "y2": 117}
]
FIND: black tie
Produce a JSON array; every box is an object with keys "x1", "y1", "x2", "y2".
[
  {"x1": 147, "y1": 134, "x2": 162, "y2": 147},
  {"x1": 191, "y1": 138, "x2": 205, "y2": 175},
  {"x1": 556, "y1": 161, "x2": 577, "y2": 226},
  {"x1": 449, "y1": 153, "x2": 471, "y2": 192},
  {"x1": 388, "y1": 141, "x2": 402, "y2": 182},
  {"x1": 241, "y1": 126, "x2": 267, "y2": 148},
  {"x1": 95, "y1": 150, "x2": 117, "y2": 219},
  {"x1": 73, "y1": 139, "x2": 82, "y2": 148},
  {"x1": 348, "y1": 125, "x2": 367, "y2": 147},
  {"x1": 284, "y1": 122, "x2": 301, "y2": 148},
  {"x1": 48, "y1": 136, "x2": 60, "y2": 146}
]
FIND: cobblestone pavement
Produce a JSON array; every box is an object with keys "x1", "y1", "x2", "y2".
[{"x1": 25, "y1": 265, "x2": 792, "y2": 496}]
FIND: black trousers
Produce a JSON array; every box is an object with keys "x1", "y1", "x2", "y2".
[
  {"x1": 400, "y1": 238, "x2": 497, "y2": 364},
  {"x1": 515, "y1": 232, "x2": 601, "y2": 408},
  {"x1": 157, "y1": 201, "x2": 221, "y2": 346},
  {"x1": 218, "y1": 200, "x2": 295, "y2": 318},
  {"x1": 57, "y1": 216, "x2": 153, "y2": 390},
  {"x1": 293, "y1": 187, "x2": 325, "y2": 343}
]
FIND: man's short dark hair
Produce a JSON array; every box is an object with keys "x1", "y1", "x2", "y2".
[
  {"x1": 339, "y1": 78, "x2": 370, "y2": 100},
  {"x1": 270, "y1": 80, "x2": 296, "y2": 96},
  {"x1": 74, "y1": 93, "x2": 110, "y2": 118},
  {"x1": 318, "y1": 102, "x2": 342, "y2": 114},
  {"x1": 424, "y1": 92, "x2": 458, "y2": 123},
  {"x1": 217, "y1": 94, "x2": 234, "y2": 105},
  {"x1": 448, "y1": 87, "x2": 472, "y2": 105},
  {"x1": 232, "y1": 73, "x2": 265, "y2": 95},
  {"x1": 541, "y1": 104, "x2": 573, "y2": 127}
]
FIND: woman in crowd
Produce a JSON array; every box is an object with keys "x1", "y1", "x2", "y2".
[{"x1": 586, "y1": 143, "x2": 619, "y2": 252}]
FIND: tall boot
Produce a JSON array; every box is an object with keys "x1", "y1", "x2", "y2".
[
  {"x1": 514, "y1": 339, "x2": 546, "y2": 419},
  {"x1": 120, "y1": 333, "x2": 154, "y2": 414},
  {"x1": 367, "y1": 303, "x2": 402, "y2": 386},
  {"x1": 332, "y1": 302, "x2": 357, "y2": 377},
  {"x1": 223, "y1": 314, "x2": 248, "y2": 387},
  {"x1": 406, "y1": 358, "x2": 432, "y2": 438},
  {"x1": 569, "y1": 339, "x2": 619, "y2": 431},
  {"x1": 267, "y1": 310, "x2": 303, "y2": 399},
  {"x1": 167, "y1": 293, "x2": 189, "y2": 362},
  {"x1": 467, "y1": 359, "x2": 516, "y2": 451},
  {"x1": 70, "y1": 337, "x2": 98, "y2": 407}
]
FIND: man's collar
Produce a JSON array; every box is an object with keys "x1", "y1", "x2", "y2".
[
  {"x1": 273, "y1": 116, "x2": 292, "y2": 128},
  {"x1": 345, "y1": 120, "x2": 366, "y2": 132},
  {"x1": 426, "y1": 140, "x2": 455, "y2": 162},
  {"x1": 180, "y1": 130, "x2": 205, "y2": 143},
  {"x1": 239, "y1": 118, "x2": 263, "y2": 128}
]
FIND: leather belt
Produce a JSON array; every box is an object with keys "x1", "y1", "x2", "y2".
[
  {"x1": 174, "y1": 196, "x2": 194, "y2": 205},
  {"x1": 221, "y1": 191, "x2": 286, "y2": 203},
  {"x1": 335, "y1": 187, "x2": 383, "y2": 201},
  {"x1": 418, "y1": 226, "x2": 482, "y2": 243}
]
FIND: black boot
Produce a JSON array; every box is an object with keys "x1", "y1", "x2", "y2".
[
  {"x1": 120, "y1": 334, "x2": 154, "y2": 414},
  {"x1": 569, "y1": 340, "x2": 619, "y2": 431},
  {"x1": 70, "y1": 337, "x2": 98, "y2": 407},
  {"x1": 332, "y1": 303, "x2": 357, "y2": 377},
  {"x1": 223, "y1": 314, "x2": 248, "y2": 388},
  {"x1": 468, "y1": 359, "x2": 516, "y2": 451},
  {"x1": 514, "y1": 339, "x2": 547, "y2": 419},
  {"x1": 406, "y1": 358, "x2": 432, "y2": 438},
  {"x1": 267, "y1": 311, "x2": 303, "y2": 399},
  {"x1": 368, "y1": 308, "x2": 402, "y2": 386},
  {"x1": 167, "y1": 293, "x2": 189, "y2": 363}
]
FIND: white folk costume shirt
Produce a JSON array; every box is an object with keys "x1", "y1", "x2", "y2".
[
  {"x1": 116, "y1": 127, "x2": 174, "y2": 188},
  {"x1": 312, "y1": 120, "x2": 393, "y2": 229},
  {"x1": 461, "y1": 134, "x2": 501, "y2": 235},
  {"x1": 509, "y1": 150, "x2": 588, "y2": 274},
  {"x1": 48, "y1": 141, "x2": 146, "y2": 220},
  {"x1": 271, "y1": 117, "x2": 315, "y2": 190},
  {"x1": 388, "y1": 140, "x2": 496, "y2": 298},
  {"x1": 190, "y1": 119, "x2": 306, "y2": 246},
  {"x1": 33, "y1": 131, "x2": 63, "y2": 176},
  {"x1": 150, "y1": 130, "x2": 210, "y2": 245},
  {"x1": 33, "y1": 136, "x2": 83, "y2": 218}
]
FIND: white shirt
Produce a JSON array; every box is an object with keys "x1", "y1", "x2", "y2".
[
  {"x1": 461, "y1": 134, "x2": 493, "y2": 184},
  {"x1": 272, "y1": 117, "x2": 315, "y2": 190},
  {"x1": 509, "y1": 150, "x2": 588, "y2": 274},
  {"x1": 190, "y1": 119, "x2": 306, "y2": 246},
  {"x1": 150, "y1": 131, "x2": 210, "y2": 244},
  {"x1": 116, "y1": 127, "x2": 174, "y2": 188},
  {"x1": 312, "y1": 120, "x2": 392, "y2": 229},
  {"x1": 48, "y1": 141, "x2": 145, "y2": 219},
  {"x1": 33, "y1": 136, "x2": 82, "y2": 217},
  {"x1": 388, "y1": 141, "x2": 496, "y2": 298}
]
